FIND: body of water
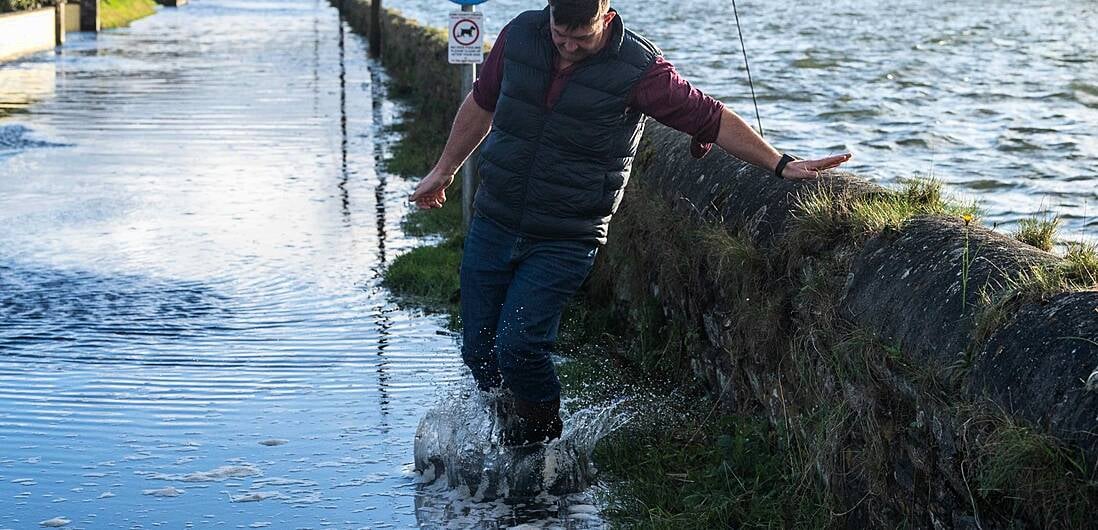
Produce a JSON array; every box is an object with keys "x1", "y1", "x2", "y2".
[{"x1": 391, "y1": 0, "x2": 1098, "y2": 240}]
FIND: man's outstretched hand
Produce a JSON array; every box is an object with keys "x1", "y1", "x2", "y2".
[
  {"x1": 409, "y1": 170, "x2": 455, "y2": 209},
  {"x1": 781, "y1": 153, "x2": 853, "y2": 180}
]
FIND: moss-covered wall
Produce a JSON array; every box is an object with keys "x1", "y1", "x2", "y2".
[{"x1": 589, "y1": 123, "x2": 1097, "y2": 527}]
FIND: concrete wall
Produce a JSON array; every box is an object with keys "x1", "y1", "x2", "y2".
[
  {"x1": 64, "y1": 3, "x2": 80, "y2": 32},
  {"x1": 0, "y1": 7, "x2": 55, "y2": 62}
]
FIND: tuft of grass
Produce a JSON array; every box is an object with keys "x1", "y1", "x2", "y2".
[
  {"x1": 971, "y1": 240, "x2": 1098, "y2": 348},
  {"x1": 962, "y1": 406, "x2": 1098, "y2": 528},
  {"x1": 595, "y1": 405, "x2": 834, "y2": 529},
  {"x1": 791, "y1": 178, "x2": 979, "y2": 243},
  {"x1": 1013, "y1": 215, "x2": 1062, "y2": 252},
  {"x1": 381, "y1": 234, "x2": 462, "y2": 318},
  {"x1": 100, "y1": 0, "x2": 158, "y2": 29},
  {"x1": 1062, "y1": 241, "x2": 1098, "y2": 286}
]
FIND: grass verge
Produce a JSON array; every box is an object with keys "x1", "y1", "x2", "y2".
[{"x1": 100, "y1": 0, "x2": 157, "y2": 29}]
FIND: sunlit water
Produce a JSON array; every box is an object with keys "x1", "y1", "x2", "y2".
[
  {"x1": 0, "y1": 0, "x2": 614, "y2": 527},
  {"x1": 391, "y1": 0, "x2": 1098, "y2": 240}
]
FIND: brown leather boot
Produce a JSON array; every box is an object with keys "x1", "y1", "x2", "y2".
[{"x1": 502, "y1": 397, "x2": 563, "y2": 447}]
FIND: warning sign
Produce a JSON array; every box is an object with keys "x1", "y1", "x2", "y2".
[{"x1": 449, "y1": 11, "x2": 484, "y2": 64}]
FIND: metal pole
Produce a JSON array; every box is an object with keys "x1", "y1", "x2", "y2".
[
  {"x1": 369, "y1": 0, "x2": 381, "y2": 58},
  {"x1": 460, "y1": 4, "x2": 478, "y2": 231},
  {"x1": 54, "y1": 0, "x2": 66, "y2": 46}
]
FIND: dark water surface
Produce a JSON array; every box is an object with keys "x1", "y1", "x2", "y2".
[
  {"x1": 0, "y1": 1, "x2": 608, "y2": 527},
  {"x1": 392, "y1": 0, "x2": 1098, "y2": 240}
]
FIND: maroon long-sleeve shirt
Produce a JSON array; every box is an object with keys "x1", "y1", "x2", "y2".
[{"x1": 472, "y1": 24, "x2": 724, "y2": 159}]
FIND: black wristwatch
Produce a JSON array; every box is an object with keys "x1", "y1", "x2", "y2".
[{"x1": 774, "y1": 153, "x2": 795, "y2": 179}]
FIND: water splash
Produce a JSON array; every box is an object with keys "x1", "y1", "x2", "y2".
[{"x1": 413, "y1": 383, "x2": 632, "y2": 500}]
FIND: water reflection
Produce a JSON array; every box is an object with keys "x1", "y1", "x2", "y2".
[
  {"x1": 0, "y1": 62, "x2": 55, "y2": 118},
  {"x1": 0, "y1": 0, "x2": 475, "y2": 527}
]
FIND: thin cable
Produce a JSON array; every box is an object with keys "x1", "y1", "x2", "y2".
[{"x1": 731, "y1": 0, "x2": 764, "y2": 137}]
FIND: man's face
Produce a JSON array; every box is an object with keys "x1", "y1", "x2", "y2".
[{"x1": 549, "y1": 10, "x2": 616, "y2": 63}]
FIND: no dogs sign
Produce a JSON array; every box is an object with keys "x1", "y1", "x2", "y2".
[{"x1": 449, "y1": 11, "x2": 484, "y2": 64}]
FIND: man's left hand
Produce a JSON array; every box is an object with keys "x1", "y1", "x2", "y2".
[{"x1": 782, "y1": 153, "x2": 853, "y2": 180}]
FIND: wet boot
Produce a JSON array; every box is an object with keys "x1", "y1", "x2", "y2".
[{"x1": 501, "y1": 397, "x2": 563, "y2": 447}]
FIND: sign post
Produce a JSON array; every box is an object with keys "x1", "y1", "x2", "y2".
[
  {"x1": 369, "y1": 0, "x2": 381, "y2": 58},
  {"x1": 448, "y1": 0, "x2": 486, "y2": 231}
]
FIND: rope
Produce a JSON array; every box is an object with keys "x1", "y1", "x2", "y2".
[{"x1": 731, "y1": 0, "x2": 764, "y2": 137}]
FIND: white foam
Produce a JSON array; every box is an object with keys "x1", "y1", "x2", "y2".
[
  {"x1": 148, "y1": 464, "x2": 263, "y2": 483},
  {"x1": 229, "y1": 491, "x2": 280, "y2": 503},
  {"x1": 142, "y1": 486, "x2": 185, "y2": 497}
]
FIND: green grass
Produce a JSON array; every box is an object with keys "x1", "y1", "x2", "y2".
[
  {"x1": 1062, "y1": 241, "x2": 1098, "y2": 286},
  {"x1": 791, "y1": 178, "x2": 979, "y2": 243},
  {"x1": 1013, "y1": 214, "x2": 1062, "y2": 252},
  {"x1": 962, "y1": 406, "x2": 1098, "y2": 528},
  {"x1": 595, "y1": 413, "x2": 832, "y2": 529},
  {"x1": 971, "y1": 240, "x2": 1098, "y2": 348},
  {"x1": 100, "y1": 0, "x2": 157, "y2": 29},
  {"x1": 382, "y1": 234, "x2": 462, "y2": 322},
  {"x1": 553, "y1": 311, "x2": 834, "y2": 530}
]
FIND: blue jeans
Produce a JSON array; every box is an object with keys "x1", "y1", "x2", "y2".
[{"x1": 460, "y1": 215, "x2": 599, "y2": 404}]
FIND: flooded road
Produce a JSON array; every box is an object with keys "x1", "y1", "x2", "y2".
[{"x1": 0, "y1": 1, "x2": 607, "y2": 527}]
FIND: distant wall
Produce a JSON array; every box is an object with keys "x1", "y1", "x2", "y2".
[
  {"x1": 0, "y1": 7, "x2": 55, "y2": 62},
  {"x1": 64, "y1": 2, "x2": 80, "y2": 32}
]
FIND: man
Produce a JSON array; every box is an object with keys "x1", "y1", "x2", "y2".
[{"x1": 410, "y1": 0, "x2": 851, "y2": 446}]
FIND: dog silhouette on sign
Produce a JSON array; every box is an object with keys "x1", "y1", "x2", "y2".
[{"x1": 458, "y1": 25, "x2": 476, "y2": 39}]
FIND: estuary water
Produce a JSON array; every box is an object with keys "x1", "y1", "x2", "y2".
[
  {"x1": 0, "y1": 0, "x2": 608, "y2": 527},
  {"x1": 392, "y1": 0, "x2": 1098, "y2": 240}
]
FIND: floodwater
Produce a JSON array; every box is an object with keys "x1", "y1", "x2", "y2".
[
  {"x1": 0, "y1": 0, "x2": 608, "y2": 528},
  {"x1": 392, "y1": 0, "x2": 1098, "y2": 240}
]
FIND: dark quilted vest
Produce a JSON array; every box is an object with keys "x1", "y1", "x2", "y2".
[{"x1": 474, "y1": 8, "x2": 660, "y2": 243}]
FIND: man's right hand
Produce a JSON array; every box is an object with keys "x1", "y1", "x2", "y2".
[{"x1": 409, "y1": 170, "x2": 455, "y2": 209}]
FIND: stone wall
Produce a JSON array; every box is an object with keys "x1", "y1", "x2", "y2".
[{"x1": 589, "y1": 123, "x2": 1097, "y2": 527}]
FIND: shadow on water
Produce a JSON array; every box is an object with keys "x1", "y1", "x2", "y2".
[
  {"x1": 0, "y1": 263, "x2": 233, "y2": 352},
  {"x1": 0, "y1": 124, "x2": 71, "y2": 157},
  {"x1": 0, "y1": 62, "x2": 56, "y2": 119}
]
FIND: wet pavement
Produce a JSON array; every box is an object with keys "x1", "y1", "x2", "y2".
[{"x1": 0, "y1": 1, "x2": 609, "y2": 527}]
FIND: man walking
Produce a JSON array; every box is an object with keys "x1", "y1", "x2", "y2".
[{"x1": 410, "y1": 0, "x2": 851, "y2": 446}]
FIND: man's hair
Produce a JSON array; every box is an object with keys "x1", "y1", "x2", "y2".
[{"x1": 547, "y1": 0, "x2": 609, "y2": 29}]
